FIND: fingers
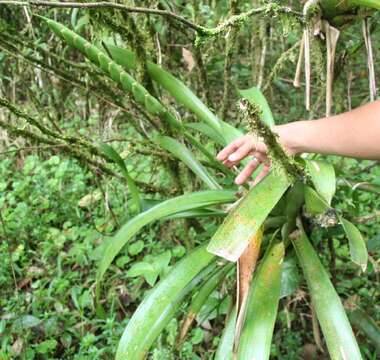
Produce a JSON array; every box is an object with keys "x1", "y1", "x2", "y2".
[
  {"x1": 227, "y1": 142, "x2": 255, "y2": 164},
  {"x1": 216, "y1": 137, "x2": 245, "y2": 162},
  {"x1": 251, "y1": 163, "x2": 270, "y2": 186},
  {"x1": 217, "y1": 135, "x2": 269, "y2": 167},
  {"x1": 234, "y1": 152, "x2": 267, "y2": 185},
  {"x1": 216, "y1": 135, "x2": 271, "y2": 184},
  {"x1": 235, "y1": 158, "x2": 261, "y2": 185}
]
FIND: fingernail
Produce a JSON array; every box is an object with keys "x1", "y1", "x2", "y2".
[{"x1": 228, "y1": 155, "x2": 236, "y2": 161}]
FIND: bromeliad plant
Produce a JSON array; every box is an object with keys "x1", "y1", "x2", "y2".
[{"x1": 40, "y1": 15, "x2": 375, "y2": 360}]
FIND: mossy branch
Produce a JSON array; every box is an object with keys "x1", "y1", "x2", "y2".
[
  {"x1": 0, "y1": 116, "x2": 115, "y2": 174},
  {"x1": 0, "y1": 97, "x2": 105, "y2": 158},
  {"x1": 0, "y1": 0, "x2": 304, "y2": 40},
  {"x1": 0, "y1": 97, "x2": 180, "y2": 194},
  {"x1": 239, "y1": 99, "x2": 305, "y2": 182},
  {"x1": 196, "y1": 4, "x2": 304, "y2": 44}
]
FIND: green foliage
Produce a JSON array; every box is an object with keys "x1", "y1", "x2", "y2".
[
  {"x1": 237, "y1": 242, "x2": 284, "y2": 360},
  {"x1": 292, "y1": 222, "x2": 362, "y2": 360},
  {"x1": 208, "y1": 169, "x2": 290, "y2": 261},
  {"x1": 115, "y1": 245, "x2": 215, "y2": 360},
  {"x1": 0, "y1": 2, "x2": 379, "y2": 359},
  {"x1": 97, "y1": 189, "x2": 236, "y2": 290}
]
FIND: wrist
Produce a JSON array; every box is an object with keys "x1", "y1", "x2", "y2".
[{"x1": 274, "y1": 122, "x2": 306, "y2": 156}]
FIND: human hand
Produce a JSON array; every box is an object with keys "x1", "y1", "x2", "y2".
[
  {"x1": 216, "y1": 126, "x2": 296, "y2": 185},
  {"x1": 216, "y1": 134, "x2": 271, "y2": 186}
]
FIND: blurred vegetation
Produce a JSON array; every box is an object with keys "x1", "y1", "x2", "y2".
[{"x1": 0, "y1": 1, "x2": 379, "y2": 359}]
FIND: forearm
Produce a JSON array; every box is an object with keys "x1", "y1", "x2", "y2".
[{"x1": 277, "y1": 100, "x2": 380, "y2": 159}]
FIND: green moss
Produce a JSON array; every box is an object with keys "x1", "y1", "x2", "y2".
[{"x1": 239, "y1": 99, "x2": 305, "y2": 182}]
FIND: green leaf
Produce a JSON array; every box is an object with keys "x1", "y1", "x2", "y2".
[
  {"x1": 214, "y1": 308, "x2": 236, "y2": 360},
  {"x1": 347, "y1": 307, "x2": 380, "y2": 353},
  {"x1": 188, "y1": 264, "x2": 232, "y2": 316},
  {"x1": 238, "y1": 87, "x2": 275, "y2": 128},
  {"x1": 156, "y1": 135, "x2": 221, "y2": 189},
  {"x1": 106, "y1": 43, "x2": 242, "y2": 144},
  {"x1": 126, "y1": 252, "x2": 171, "y2": 287},
  {"x1": 115, "y1": 245, "x2": 215, "y2": 360},
  {"x1": 128, "y1": 240, "x2": 145, "y2": 256},
  {"x1": 35, "y1": 339, "x2": 57, "y2": 354},
  {"x1": 165, "y1": 208, "x2": 226, "y2": 219},
  {"x1": 350, "y1": 0, "x2": 380, "y2": 10},
  {"x1": 180, "y1": 263, "x2": 233, "y2": 342},
  {"x1": 304, "y1": 186, "x2": 330, "y2": 215},
  {"x1": 191, "y1": 328, "x2": 204, "y2": 345},
  {"x1": 280, "y1": 255, "x2": 301, "y2": 298},
  {"x1": 127, "y1": 262, "x2": 157, "y2": 286},
  {"x1": 186, "y1": 122, "x2": 225, "y2": 146},
  {"x1": 207, "y1": 169, "x2": 290, "y2": 261},
  {"x1": 306, "y1": 159, "x2": 336, "y2": 205},
  {"x1": 40, "y1": 17, "x2": 181, "y2": 130},
  {"x1": 99, "y1": 143, "x2": 142, "y2": 213},
  {"x1": 340, "y1": 217, "x2": 368, "y2": 271},
  {"x1": 97, "y1": 190, "x2": 236, "y2": 288},
  {"x1": 282, "y1": 181, "x2": 305, "y2": 240},
  {"x1": 237, "y1": 242, "x2": 284, "y2": 360},
  {"x1": 292, "y1": 222, "x2": 362, "y2": 360}
]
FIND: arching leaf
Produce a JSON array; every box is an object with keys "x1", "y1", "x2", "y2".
[
  {"x1": 347, "y1": 307, "x2": 380, "y2": 353},
  {"x1": 97, "y1": 190, "x2": 236, "y2": 288},
  {"x1": 186, "y1": 122, "x2": 225, "y2": 146},
  {"x1": 208, "y1": 169, "x2": 290, "y2": 261},
  {"x1": 156, "y1": 135, "x2": 221, "y2": 189},
  {"x1": 106, "y1": 43, "x2": 242, "y2": 144},
  {"x1": 179, "y1": 263, "x2": 233, "y2": 342},
  {"x1": 116, "y1": 245, "x2": 215, "y2": 360},
  {"x1": 340, "y1": 217, "x2": 368, "y2": 271},
  {"x1": 292, "y1": 221, "x2": 362, "y2": 360},
  {"x1": 236, "y1": 242, "x2": 284, "y2": 360},
  {"x1": 306, "y1": 159, "x2": 336, "y2": 205},
  {"x1": 215, "y1": 307, "x2": 237, "y2": 360},
  {"x1": 99, "y1": 143, "x2": 141, "y2": 213}
]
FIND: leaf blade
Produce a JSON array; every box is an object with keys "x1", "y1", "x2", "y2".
[
  {"x1": 97, "y1": 190, "x2": 236, "y2": 287},
  {"x1": 214, "y1": 307, "x2": 237, "y2": 360},
  {"x1": 340, "y1": 217, "x2": 368, "y2": 271},
  {"x1": 306, "y1": 159, "x2": 336, "y2": 205},
  {"x1": 115, "y1": 245, "x2": 215, "y2": 360},
  {"x1": 106, "y1": 43, "x2": 242, "y2": 144},
  {"x1": 236, "y1": 241, "x2": 284, "y2": 360},
  {"x1": 292, "y1": 221, "x2": 362, "y2": 360},
  {"x1": 99, "y1": 143, "x2": 142, "y2": 213},
  {"x1": 157, "y1": 135, "x2": 221, "y2": 189},
  {"x1": 207, "y1": 169, "x2": 290, "y2": 261}
]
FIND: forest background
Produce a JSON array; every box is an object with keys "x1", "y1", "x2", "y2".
[{"x1": 0, "y1": 0, "x2": 379, "y2": 359}]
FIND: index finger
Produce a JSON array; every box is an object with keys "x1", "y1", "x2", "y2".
[{"x1": 216, "y1": 137, "x2": 245, "y2": 161}]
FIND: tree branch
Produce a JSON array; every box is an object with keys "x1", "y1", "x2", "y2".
[
  {"x1": 0, "y1": 1, "x2": 304, "y2": 37},
  {"x1": 353, "y1": 211, "x2": 380, "y2": 224},
  {"x1": 0, "y1": 98, "x2": 177, "y2": 195},
  {"x1": 0, "y1": 0, "x2": 206, "y2": 33}
]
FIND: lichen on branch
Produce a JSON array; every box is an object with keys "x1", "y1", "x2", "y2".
[
  {"x1": 196, "y1": 4, "x2": 304, "y2": 45},
  {"x1": 239, "y1": 99, "x2": 305, "y2": 182}
]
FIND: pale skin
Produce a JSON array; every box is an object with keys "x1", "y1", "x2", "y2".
[{"x1": 217, "y1": 100, "x2": 380, "y2": 185}]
